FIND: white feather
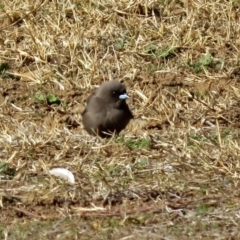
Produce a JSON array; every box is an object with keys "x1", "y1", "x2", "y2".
[{"x1": 49, "y1": 168, "x2": 75, "y2": 184}]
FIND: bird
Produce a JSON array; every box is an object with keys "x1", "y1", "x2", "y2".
[{"x1": 82, "y1": 80, "x2": 133, "y2": 138}]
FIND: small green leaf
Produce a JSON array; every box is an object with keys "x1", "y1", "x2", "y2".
[
  {"x1": 145, "y1": 44, "x2": 157, "y2": 54},
  {"x1": 47, "y1": 94, "x2": 61, "y2": 105},
  {"x1": 137, "y1": 157, "x2": 149, "y2": 168},
  {"x1": 187, "y1": 61, "x2": 203, "y2": 73},
  {"x1": 156, "y1": 48, "x2": 175, "y2": 58},
  {"x1": 35, "y1": 94, "x2": 46, "y2": 102},
  {"x1": 116, "y1": 38, "x2": 126, "y2": 50},
  {"x1": 116, "y1": 137, "x2": 150, "y2": 150},
  {"x1": 156, "y1": 50, "x2": 170, "y2": 57},
  {"x1": 199, "y1": 53, "x2": 212, "y2": 66}
]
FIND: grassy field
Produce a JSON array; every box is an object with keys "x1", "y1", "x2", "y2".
[{"x1": 1, "y1": 0, "x2": 240, "y2": 239}]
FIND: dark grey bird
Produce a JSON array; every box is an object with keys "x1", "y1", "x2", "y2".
[{"x1": 82, "y1": 80, "x2": 133, "y2": 137}]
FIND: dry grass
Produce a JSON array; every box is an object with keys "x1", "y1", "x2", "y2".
[{"x1": 1, "y1": 0, "x2": 240, "y2": 239}]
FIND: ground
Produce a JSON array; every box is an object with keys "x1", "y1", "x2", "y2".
[{"x1": 1, "y1": 0, "x2": 240, "y2": 239}]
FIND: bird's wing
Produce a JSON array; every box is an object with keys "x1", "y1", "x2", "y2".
[
  {"x1": 85, "y1": 96, "x2": 107, "y2": 114},
  {"x1": 82, "y1": 96, "x2": 108, "y2": 130}
]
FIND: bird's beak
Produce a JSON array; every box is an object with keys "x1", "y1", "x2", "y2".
[{"x1": 119, "y1": 93, "x2": 129, "y2": 100}]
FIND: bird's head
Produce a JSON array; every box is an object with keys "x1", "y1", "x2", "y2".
[{"x1": 96, "y1": 80, "x2": 130, "y2": 107}]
